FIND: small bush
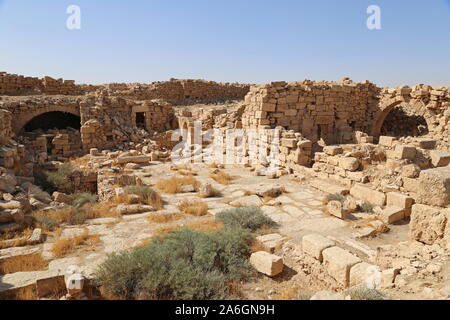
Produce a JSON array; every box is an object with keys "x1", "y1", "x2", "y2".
[
  {"x1": 37, "y1": 217, "x2": 60, "y2": 231},
  {"x1": 51, "y1": 231, "x2": 100, "y2": 258},
  {"x1": 124, "y1": 185, "x2": 163, "y2": 209},
  {"x1": 147, "y1": 212, "x2": 184, "y2": 224},
  {"x1": 210, "y1": 171, "x2": 233, "y2": 185},
  {"x1": 346, "y1": 286, "x2": 386, "y2": 300},
  {"x1": 216, "y1": 207, "x2": 277, "y2": 231},
  {"x1": 46, "y1": 163, "x2": 75, "y2": 191},
  {"x1": 0, "y1": 253, "x2": 48, "y2": 274},
  {"x1": 72, "y1": 193, "x2": 98, "y2": 208},
  {"x1": 34, "y1": 201, "x2": 118, "y2": 227},
  {"x1": 94, "y1": 227, "x2": 254, "y2": 300},
  {"x1": 156, "y1": 176, "x2": 201, "y2": 194},
  {"x1": 177, "y1": 200, "x2": 209, "y2": 216},
  {"x1": 360, "y1": 202, "x2": 374, "y2": 213},
  {"x1": 323, "y1": 193, "x2": 346, "y2": 205}
]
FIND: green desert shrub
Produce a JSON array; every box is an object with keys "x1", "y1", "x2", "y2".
[
  {"x1": 124, "y1": 185, "x2": 163, "y2": 209},
  {"x1": 215, "y1": 207, "x2": 277, "y2": 231},
  {"x1": 46, "y1": 163, "x2": 75, "y2": 190},
  {"x1": 94, "y1": 227, "x2": 255, "y2": 300},
  {"x1": 323, "y1": 193, "x2": 346, "y2": 205},
  {"x1": 72, "y1": 193, "x2": 98, "y2": 208},
  {"x1": 360, "y1": 202, "x2": 374, "y2": 213},
  {"x1": 346, "y1": 285, "x2": 386, "y2": 300}
]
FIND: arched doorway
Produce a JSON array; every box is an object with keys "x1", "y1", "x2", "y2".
[
  {"x1": 23, "y1": 111, "x2": 81, "y2": 132},
  {"x1": 372, "y1": 99, "x2": 432, "y2": 139},
  {"x1": 379, "y1": 103, "x2": 428, "y2": 137},
  {"x1": 19, "y1": 111, "x2": 82, "y2": 157}
]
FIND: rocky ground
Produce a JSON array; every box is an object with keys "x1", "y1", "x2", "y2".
[{"x1": 2, "y1": 154, "x2": 450, "y2": 300}]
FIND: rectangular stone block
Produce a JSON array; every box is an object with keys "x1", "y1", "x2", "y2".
[
  {"x1": 350, "y1": 184, "x2": 386, "y2": 206},
  {"x1": 281, "y1": 138, "x2": 297, "y2": 148},
  {"x1": 302, "y1": 234, "x2": 335, "y2": 262},
  {"x1": 380, "y1": 206, "x2": 405, "y2": 224},
  {"x1": 417, "y1": 167, "x2": 450, "y2": 206},
  {"x1": 250, "y1": 251, "x2": 284, "y2": 277},
  {"x1": 339, "y1": 157, "x2": 360, "y2": 172},
  {"x1": 379, "y1": 136, "x2": 395, "y2": 147},
  {"x1": 417, "y1": 138, "x2": 436, "y2": 150},
  {"x1": 322, "y1": 247, "x2": 361, "y2": 287},
  {"x1": 387, "y1": 192, "x2": 414, "y2": 217},
  {"x1": 323, "y1": 146, "x2": 343, "y2": 156},
  {"x1": 116, "y1": 155, "x2": 151, "y2": 164},
  {"x1": 394, "y1": 145, "x2": 416, "y2": 160},
  {"x1": 430, "y1": 150, "x2": 450, "y2": 167},
  {"x1": 349, "y1": 262, "x2": 375, "y2": 287}
]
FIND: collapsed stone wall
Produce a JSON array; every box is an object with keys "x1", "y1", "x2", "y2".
[
  {"x1": 0, "y1": 72, "x2": 84, "y2": 96},
  {"x1": 371, "y1": 85, "x2": 450, "y2": 144},
  {"x1": 241, "y1": 79, "x2": 379, "y2": 146},
  {"x1": 1, "y1": 72, "x2": 250, "y2": 106},
  {"x1": 104, "y1": 79, "x2": 251, "y2": 105},
  {"x1": 80, "y1": 95, "x2": 176, "y2": 152}
]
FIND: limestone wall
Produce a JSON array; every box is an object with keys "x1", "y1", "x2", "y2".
[
  {"x1": 105, "y1": 79, "x2": 251, "y2": 105},
  {"x1": 241, "y1": 79, "x2": 379, "y2": 146},
  {"x1": 0, "y1": 72, "x2": 83, "y2": 96}
]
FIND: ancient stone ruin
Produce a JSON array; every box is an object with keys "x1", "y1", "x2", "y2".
[{"x1": 1, "y1": 72, "x2": 450, "y2": 300}]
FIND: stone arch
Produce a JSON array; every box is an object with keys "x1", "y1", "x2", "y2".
[
  {"x1": 371, "y1": 96, "x2": 434, "y2": 138},
  {"x1": 14, "y1": 105, "x2": 81, "y2": 135}
]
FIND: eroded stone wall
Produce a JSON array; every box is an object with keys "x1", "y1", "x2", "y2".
[
  {"x1": 241, "y1": 79, "x2": 379, "y2": 146},
  {"x1": 0, "y1": 72, "x2": 83, "y2": 96}
]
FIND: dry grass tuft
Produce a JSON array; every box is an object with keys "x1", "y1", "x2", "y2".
[
  {"x1": 177, "y1": 200, "x2": 209, "y2": 216},
  {"x1": 210, "y1": 171, "x2": 233, "y2": 185},
  {"x1": 70, "y1": 155, "x2": 91, "y2": 168},
  {"x1": 147, "y1": 212, "x2": 184, "y2": 224},
  {"x1": 250, "y1": 240, "x2": 269, "y2": 254},
  {"x1": 198, "y1": 187, "x2": 222, "y2": 198},
  {"x1": 51, "y1": 231, "x2": 101, "y2": 258},
  {"x1": 156, "y1": 176, "x2": 201, "y2": 194},
  {"x1": 0, "y1": 253, "x2": 48, "y2": 274},
  {"x1": 184, "y1": 220, "x2": 224, "y2": 233},
  {"x1": 207, "y1": 162, "x2": 219, "y2": 169},
  {"x1": 0, "y1": 229, "x2": 34, "y2": 249},
  {"x1": 152, "y1": 225, "x2": 181, "y2": 238},
  {"x1": 152, "y1": 219, "x2": 224, "y2": 239},
  {"x1": 122, "y1": 185, "x2": 164, "y2": 210}
]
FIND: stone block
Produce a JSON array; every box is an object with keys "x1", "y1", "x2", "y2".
[
  {"x1": 401, "y1": 164, "x2": 420, "y2": 178},
  {"x1": 379, "y1": 207, "x2": 405, "y2": 224},
  {"x1": 417, "y1": 167, "x2": 450, "y2": 206},
  {"x1": 323, "y1": 146, "x2": 343, "y2": 156},
  {"x1": 379, "y1": 136, "x2": 395, "y2": 147},
  {"x1": 393, "y1": 145, "x2": 416, "y2": 160},
  {"x1": 417, "y1": 138, "x2": 436, "y2": 150},
  {"x1": 430, "y1": 150, "x2": 450, "y2": 167},
  {"x1": 350, "y1": 184, "x2": 386, "y2": 206},
  {"x1": 302, "y1": 234, "x2": 335, "y2": 262},
  {"x1": 255, "y1": 233, "x2": 285, "y2": 253},
  {"x1": 349, "y1": 262, "x2": 376, "y2": 287},
  {"x1": 250, "y1": 251, "x2": 284, "y2": 277},
  {"x1": 52, "y1": 192, "x2": 73, "y2": 204},
  {"x1": 339, "y1": 157, "x2": 360, "y2": 172},
  {"x1": 409, "y1": 204, "x2": 450, "y2": 245},
  {"x1": 322, "y1": 246, "x2": 361, "y2": 287},
  {"x1": 386, "y1": 192, "x2": 414, "y2": 216},
  {"x1": 327, "y1": 201, "x2": 348, "y2": 219},
  {"x1": 116, "y1": 155, "x2": 151, "y2": 164},
  {"x1": 310, "y1": 179, "x2": 349, "y2": 195}
]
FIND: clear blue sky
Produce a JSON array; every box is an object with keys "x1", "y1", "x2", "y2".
[{"x1": 0, "y1": 0, "x2": 449, "y2": 86}]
